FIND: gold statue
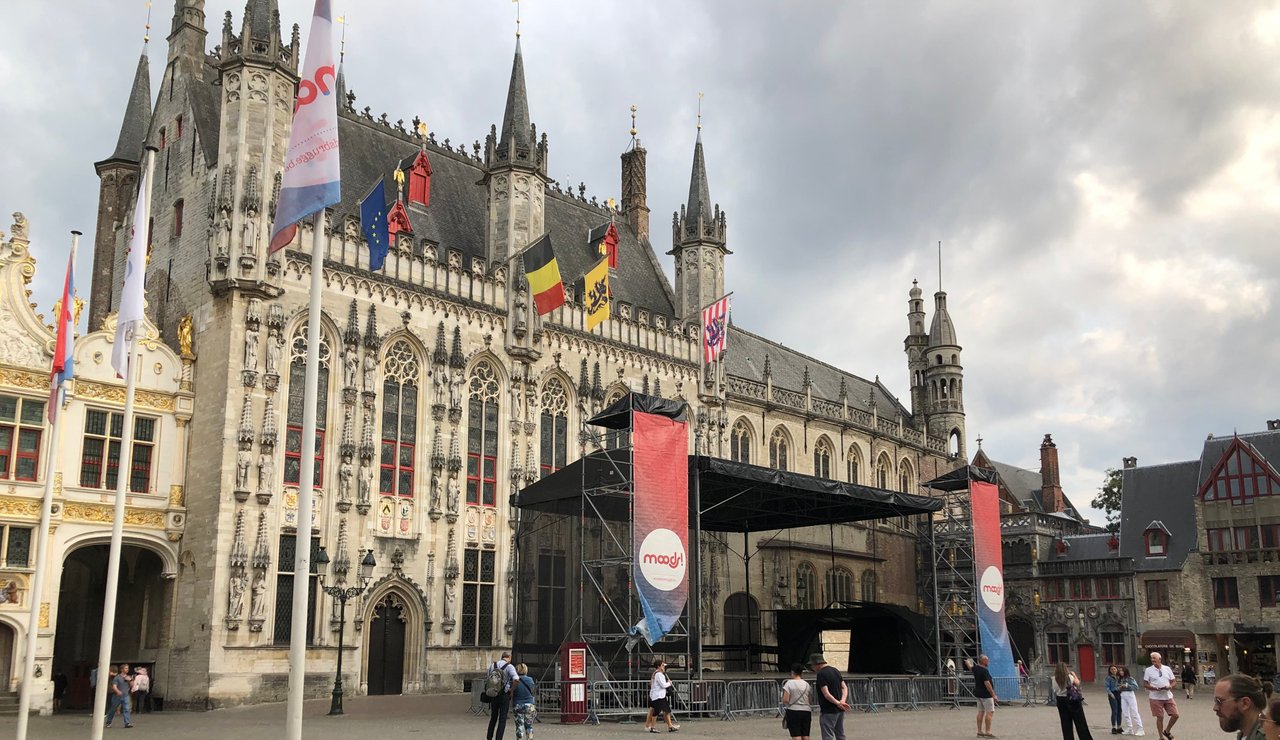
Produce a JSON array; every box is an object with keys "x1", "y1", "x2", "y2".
[
  {"x1": 393, "y1": 167, "x2": 406, "y2": 200},
  {"x1": 178, "y1": 314, "x2": 194, "y2": 358},
  {"x1": 73, "y1": 295, "x2": 85, "y2": 326}
]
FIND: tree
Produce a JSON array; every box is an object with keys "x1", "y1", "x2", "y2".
[{"x1": 1091, "y1": 468, "x2": 1123, "y2": 534}]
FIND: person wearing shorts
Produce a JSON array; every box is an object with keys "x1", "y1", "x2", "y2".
[
  {"x1": 1143, "y1": 652, "x2": 1179, "y2": 740},
  {"x1": 972, "y1": 655, "x2": 998, "y2": 738}
]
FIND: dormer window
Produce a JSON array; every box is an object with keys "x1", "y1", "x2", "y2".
[
  {"x1": 1145, "y1": 529, "x2": 1168, "y2": 556},
  {"x1": 407, "y1": 151, "x2": 431, "y2": 207}
]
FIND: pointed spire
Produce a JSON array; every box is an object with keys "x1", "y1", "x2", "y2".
[
  {"x1": 928, "y1": 291, "x2": 958, "y2": 348},
  {"x1": 242, "y1": 0, "x2": 280, "y2": 44},
  {"x1": 499, "y1": 38, "x2": 532, "y2": 153},
  {"x1": 102, "y1": 50, "x2": 153, "y2": 165},
  {"x1": 686, "y1": 128, "x2": 712, "y2": 227}
]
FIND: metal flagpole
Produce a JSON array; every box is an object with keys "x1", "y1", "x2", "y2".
[
  {"x1": 287, "y1": 209, "x2": 326, "y2": 739},
  {"x1": 15, "y1": 232, "x2": 79, "y2": 738},
  {"x1": 90, "y1": 147, "x2": 155, "y2": 740}
]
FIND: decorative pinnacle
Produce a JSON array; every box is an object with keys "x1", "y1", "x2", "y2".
[
  {"x1": 513, "y1": 0, "x2": 521, "y2": 38},
  {"x1": 337, "y1": 15, "x2": 347, "y2": 63},
  {"x1": 630, "y1": 104, "x2": 638, "y2": 138},
  {"x1": 697, "y1": 92, "x2": 703, "y2": 131},
  {"x1": 143, "y1": 0, "x2": 152, "y2": 44}
]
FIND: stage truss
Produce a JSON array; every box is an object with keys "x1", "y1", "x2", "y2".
[{"x1": 923, "y1": 485, "x2": 978, "y2": 672}]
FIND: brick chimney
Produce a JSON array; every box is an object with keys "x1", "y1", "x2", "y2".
[
  {"x1": 1040, "y1": 433, "x2": 1065, "y2": 514},
  {"x1": 1122, "y1": 456, "x2": 1138, "y2": 469},
  {"x1": 620, "y1": 140, "x2": 650, "y2": 240}
]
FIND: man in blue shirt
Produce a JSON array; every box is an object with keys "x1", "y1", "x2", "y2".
[{"x1": 487, "y1": 650, "x2": 521, "y2": 740}]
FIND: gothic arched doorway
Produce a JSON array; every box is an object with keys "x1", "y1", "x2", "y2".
[
  {"x1": 366, "y1": 593, "x2": 407, "y2": 695},
  {"x1": 723, "y1": 592, "x2": 760, "y2": 672},
  {"x1": 54, "y1": 543, "x2": 169, "y2": 709},
  {"x1": 1008, "y1": 615, "x2": 1037, "y2": 668}
]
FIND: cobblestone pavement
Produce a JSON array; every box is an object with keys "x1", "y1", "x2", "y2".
[{"x1": 26, "y1": 686, "x2": 1227, "y2": 739}]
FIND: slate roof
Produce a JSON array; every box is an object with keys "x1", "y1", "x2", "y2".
[
  {"x1": 1055, "y1": 532, "x2": 1122, "y2": 562},
  {"x1": 1117, "y1": 460, "x2": 1200, "y2": 571},
  {"x1": 724, "y1": 328, "x2": 910, "y2": 417},
  {"x1": 101, "y1": 51, "x2": 152, "y2": 165},
  {"x1": 189, "y1": 65, "x2": 222, "y2": 165},
  {"x1": 928, "y1": 292, "x2": 958, "y2": 347},
  {"x1": 980, "y1": 457, "x2": 1086, "y2": 521},
  {"x1": 686, "y1": 130, "x2": 713, "y2": 226},
  {"x1": 1195, "y1": 430, "x2": 1280, "y2": 490}
]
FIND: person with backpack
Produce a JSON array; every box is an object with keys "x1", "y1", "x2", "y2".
[
  {"x1": 511, "y1": 663, "x2": 537, "y2": 740},
  {"x1": 484, "y1": 650, "x2": 520, "y2": 740}
]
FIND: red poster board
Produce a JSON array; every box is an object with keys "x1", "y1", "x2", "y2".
[{"x1": 560, "y1": 642, "x2": 589, "y2": 723}]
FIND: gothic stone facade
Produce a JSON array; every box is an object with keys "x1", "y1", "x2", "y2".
[{"x1": 80, "y1": 0, "x2": 968, "y2": 705}]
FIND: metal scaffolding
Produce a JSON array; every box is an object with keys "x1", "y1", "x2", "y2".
[{"x1": 923, "y1": 485, "x2": 978, "y2": 672}]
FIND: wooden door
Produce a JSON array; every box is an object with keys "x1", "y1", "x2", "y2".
[
  {"x1": 722, "y1": 593, "x2": 760, "y2": 672},
  {"x1": 367, "y1": 594, "x2": 406, "y2": 695},
  {"x1": 1078, "y1": 644, "x2": 1096, "y2": 682}
]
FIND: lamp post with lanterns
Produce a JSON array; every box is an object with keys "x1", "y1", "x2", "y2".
[{"x1": 314, "y1": 547, "x2": 376, "y2": 716}]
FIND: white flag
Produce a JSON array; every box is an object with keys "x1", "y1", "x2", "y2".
[{"x1": 112, "y1": 162, "x2": 151, "y2": 377}]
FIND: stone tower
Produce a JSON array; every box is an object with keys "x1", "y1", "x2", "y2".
[
  {"x1": 904, "y1": 279, "x2": 928, "y2": 422},
  {"x1": 90, "y1": 49, "x2": 151, "y2": 330},
  {"x1": 483, "y1": 38, "x2": 550, "y2": 265},
  {"x1": 620, "y1": 137, "x2": 650, "y2": 242},
  {"x1": 670, "y1": 128, "x2": 729, "y2": 319},
  {"x1": 923, "y1": 289, "x2": 965, "y2": 456}
]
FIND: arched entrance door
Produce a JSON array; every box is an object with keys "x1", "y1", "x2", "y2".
[
  {"x1": 366, "y1": 593, "x2": 407, "y2": 695},
  {"x1": 0, "y1": 621, "x2": 14, "y2": 692},
  {"x1": 1007, "y1": 615, "x2": 1037, "y2": 667},
  {"x1": 723, "y1": 593, "x2": 760, "y2": 672},
  {"x1": 54, "y1": 544, "x2": 168, "y2": 709}
]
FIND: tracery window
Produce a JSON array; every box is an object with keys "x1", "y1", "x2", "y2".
[
  {"x1": 539, "y1": 378, "x2": 570, "y2": 476},
  {"x1": 813, "y1": 437, "x2": 833, "y2": 479},
  {"x1": 795, "y1": 562, "x2": 817, "y2": 610},
  {"x1": 861, "y1": 569, "x2": 877, "y2": 602},
  {"x1": 847, "y1": 446, "x2": 861, "y2": 484},
  {"x1": 730, "y1": 420, "x2": 752, "y2": 464},
  {"x1": 826, "y1": 567, "x2": 854, "y2": 605},
  {"x1": 380, "y1": 340, "x2": 420, "y2": 496},
  {"x1": 875, "y1": 453, "x2": 891, "y2": 489},
  {"x1": 284, "y1": 324, "x2": 331, "y2": 486},
  {"x1": 899, "y1": 460, "x2": 914, "y2": 493},
  {"x1": 769, "y1": 427, "x2": 790, "y2": 471},
  {"x1": 466, "y1": 361, "x2": 500, "y2": 506}
]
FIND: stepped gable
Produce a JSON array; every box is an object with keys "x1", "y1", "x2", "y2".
[
  {"x1": 725, "y1": 327, "x2": 908, "y2": 418},
  {"x1": 329, "y1": 113, "x2": 676, "y2": 319},
  {"x1": 1117, "y1": 459, "x2": 1200, "y2": 570}
]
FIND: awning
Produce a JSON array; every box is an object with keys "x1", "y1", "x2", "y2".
[
  {"x1": 922, "y1": 465, "x2": 1000, "y2": 492},
  {"x1": 1140, "y1": 630, "x2": 1195, "y2": 654},
  {"x1": 515, "y1": 453, "x2": 943, "y2": 532}
]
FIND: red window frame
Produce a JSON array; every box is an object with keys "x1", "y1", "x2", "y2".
[
  {"x1": 467, "y1": 451, "x2": 497, "y2": 507},
  {"x1": 78, "y1": 410, "x2": 154, "y2": 493},
  {"x1": 1, "y1": 397, "x2": 44, "y2": 481},
  {"x1": 1207, "y1": 527, "x2": 1230, "y2": 552},
  {"x1": 1146, "y1": 579, "x2": 1169, "y2": 610},
  {"x1": 380, "y1": 440, "x2": 414, "y2": 496},
  {"x1": 1144, "y1": 529, "x2": 1168, "y2": 556},
  {"x1": 1212, "y1": 577, "x2": 1239, "y2": 609},
  {"x1": 1262, "y1": 524, "x2": 1280, "y2": 549},
  {"x1": 284, "y1": 425, "x2": 325, "y2": 487},
  {"x1": 1258, "y1": 575, "x2": 1280, "y2": 608},
  {"x1": 1047, "y1": 631, "x2": 1070, "y2": 665}
]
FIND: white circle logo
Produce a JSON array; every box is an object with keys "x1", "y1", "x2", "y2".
[
  {"x1": 638, "y1": 528, "x2": 687, "y2": 592},
  {"x1": 980, "y1": 566, "x2": 1004, "y2": 613}
]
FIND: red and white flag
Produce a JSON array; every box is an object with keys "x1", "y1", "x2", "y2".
[
  {"x1": 48, "y1": 239, "x2": 77, "y2": 422},
  {"x1": 702, "y1": 294, "x2": 730, "y2": 364}
]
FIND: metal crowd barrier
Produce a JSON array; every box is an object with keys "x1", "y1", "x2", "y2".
[
  {"x1": 725, "y1": 679, "x2": 783, "y2": 719},
  {"x1": 873, "y1": 676, "x2": 914, "y2": 710}
]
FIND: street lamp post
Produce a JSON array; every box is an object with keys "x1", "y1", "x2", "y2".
[{"x1": 314, "y1": 547, "x2": 376, "y2": 716}]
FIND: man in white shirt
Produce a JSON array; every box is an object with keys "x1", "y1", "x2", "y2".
[{"x1": 1142, "y1": 651, "x2": 1180, "y2": 740}]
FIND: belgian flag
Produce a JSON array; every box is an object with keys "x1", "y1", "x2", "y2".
[{"x1": 522, "y1": 234, "x2": 566, "y2": 315}]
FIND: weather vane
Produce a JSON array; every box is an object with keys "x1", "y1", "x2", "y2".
[
  {"x1": 513, "y1": 0, "x2": 521, "y2": 38},
  {"x1": 630, "y1": 104, "x2": 638, "y2": 139},
  {"x1": 143, "y1": 1, "x2": 152, "y2": 44},
  {"x1": 697, "y1": 92, "x2": 703, "y2": 130},
  {"x1": 337, "y1": 15, "x2": 348, "y2": 63}
]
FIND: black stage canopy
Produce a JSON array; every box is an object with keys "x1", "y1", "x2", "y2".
[
  {"x1": 515, "y1": 453, "x2": 943, "y2": 531},
  {"x1": 922, "y1": 465, "x2": 999, "y2": 492}
]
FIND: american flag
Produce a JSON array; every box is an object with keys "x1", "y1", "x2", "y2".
[{"x1": 702, "y1": 294, "x2": 731, "y2": 364}]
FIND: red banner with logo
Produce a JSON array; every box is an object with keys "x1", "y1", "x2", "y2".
[
  {"x1": 972, "y1": 480, "x2": 1020, "y2": 698},
  {"x1": 631, "y1": 411, "x2": 689, "y2": 645}
]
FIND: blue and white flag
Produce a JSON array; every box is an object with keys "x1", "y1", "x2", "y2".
[
  {"x1": 269, "y1": 0, "x2": 341, "y2": 252},
  {"x1": 48, "y1": 240, "x2": 77, "y2": 421}
]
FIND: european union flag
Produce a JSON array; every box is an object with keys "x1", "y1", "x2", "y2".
[{"x1": 361, "y1": 177, "x2": 390, "y2": 271}]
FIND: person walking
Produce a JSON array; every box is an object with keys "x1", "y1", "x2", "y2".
[
  {"x1": 812, "y1": 654, "x2": 849, "y2": 740},
  {"x1": 104, "y1": 664, "x2": 134, "y2": 729},
  {"x1": 1107, "y1": 665, "x2": 1123, "y2": 734},
  {"x1": 1181, "y1": 664, "x2": 1197, "y2": 700},
  {"x1": 485, "y1": 650, "x2": 520, "y2": 740},
  {"x1": 973, "y1": 654, "x2": 999, "y2": 738},
  {"x1": 1118, "y1": 666, "x2": 1146, "y2": 736},
  {"x1": 131, "y1": 666, "x2": 151, "y2": 713},
  {"x1": 644, "y1": 658, "x2": 679, "y2": 733},
  {"x1": 53, "y1": 669, "x2": 68, "y2": 713},
  {"x1": 1144, "y1": 652, "x2": 1180, "y2": 740},
  {"x1": 1054, "y1": 662, "x2": 1093, "y2": 740},
  {"x1": 511, "y1": 663, "x2": 536, "y2": 740},
  {"x1": 1213, "y1": 674, "x2": 1266, "y2": 740},
  {"x1": 781, "y1": 663, "x2": 813, "y2": 740}
]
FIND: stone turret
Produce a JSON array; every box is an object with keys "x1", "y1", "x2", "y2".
[
  {"x1": 669, "y1": 128, "x2": 729, "y2": 319},
  {"x1": 904, "y1": 279, "x2": 928, "y2": 422},
  {"x1": 923, "y1": 289, "x2": 965, "y2": 455},
  {"x1": 483, "y1": 38, "x2": 549, "y2": 266}
]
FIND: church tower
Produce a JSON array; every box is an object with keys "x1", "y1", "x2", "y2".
[
  {"x1": 209, "y1": 0, "x2": 300, "y2": 287},
  {"x1": 483, "y1": 38, "x2": 550, "y2": 266},
  {"x1": 670, "y1": 128, "x2": 728, "y2": 319},
  {"x1": 922, "y1": 289, "x2": 965, "y2": 456},
  {"x1": 904, "y1": 279, "x2": 928, "y2": 422},
  {"x1": 90, "y1": 49, "x2": 152, "y2": 330}
]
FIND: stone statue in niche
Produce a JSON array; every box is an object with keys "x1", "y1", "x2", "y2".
[
  {"x1": 250, "y1": 572, "x2": 268, "y2": 619},
  {"x1": 207, "y1": 219, "x2": 219, "y2": 260},
  {"x1": 338, "y1": 459, "x2": 353, "y2": 504},
  {"x1": 358, "y1": 462, "x2": 373, "y2": 506},
  {"x1": 447, "y1": 478, "x2": 460, "y2": 516},
  {"x1": 265, "y1": 329, "x2": 282, "y2": 375},
  {"x1": 343, "y1": 351, "x2": 358, "y2": 389},
  {"x1": 363, "y1": 353, "x2": 377, "y2": 392},
  {"x1": 513, "y1": 288, "x2": 528, "y2": 333},
  {"x1": 242, "y1": 216, "x2": 256, "y2": 255},
  {"x1": 257, "y1": 451, "x2": 274, "y2": 492},
  {"x1": 217, "y1": 211, "x2": 232, "y2": 259},
  {"x1": 443, "y1": 582, "x2": 456, "y2": 623},
  {"x1": 228, "y1": 570, "x2": 247, "y2": 619},
  {"x1": 244, "y1": 326, "x2": 260, "y2": 370},
  {"x1": 449, "y1": 368, "x2": 465, "y2": 409},
  {"x1": 432, "y1": 369, "x2": 448, "y2": 407},
  {"x1": 429, "y1": 476, "x2": 441, "y2": 512},
  {"x1": 236, "y1": 449, "x2": 252, "y2": 490}
]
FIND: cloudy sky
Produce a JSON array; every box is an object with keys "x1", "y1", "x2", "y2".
[{"x1": 3, "y1": 1, "x2": 1279, "y2": 523}]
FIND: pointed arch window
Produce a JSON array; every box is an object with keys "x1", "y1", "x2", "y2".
[
  {"x1": 876, "y1": 454, "x2": 891, "y2": 489},
  {"x1": 540, "y1": 378, "x2": 570, "y2": 476},
  {"x1": 861, "y1": 569, "x2": 877, "y2": 602},
  {"x1": 847, "y1": 446, "x2": 861, "y2": 484},
  {"x1": 825, "y1": 566, "x2": 855, "y2": 605},
  {"x1": 769, "y1": 427, "x2": 790, "y2": 472},
  {"x1": 899, "y1": 461, "x2": 914, "y2": 493},
  {"x1": 285, "y1": 324, "x2": 331, "y2": 486},
  {"x1": 380, "y1": 340, "x2": 420, "y2": 496},
  {"x1": 466, "y1": 361, "x2": 501, "y2": 506},
  {"x1": 813, "y1": 438, "x2": 833, "y2": 479},
  {"x1": 795, "y1": 562, "x2": 817, "y2": 610},
  {"x1": 730, "y1": 420, "x2": 752, "y2": 464}
]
